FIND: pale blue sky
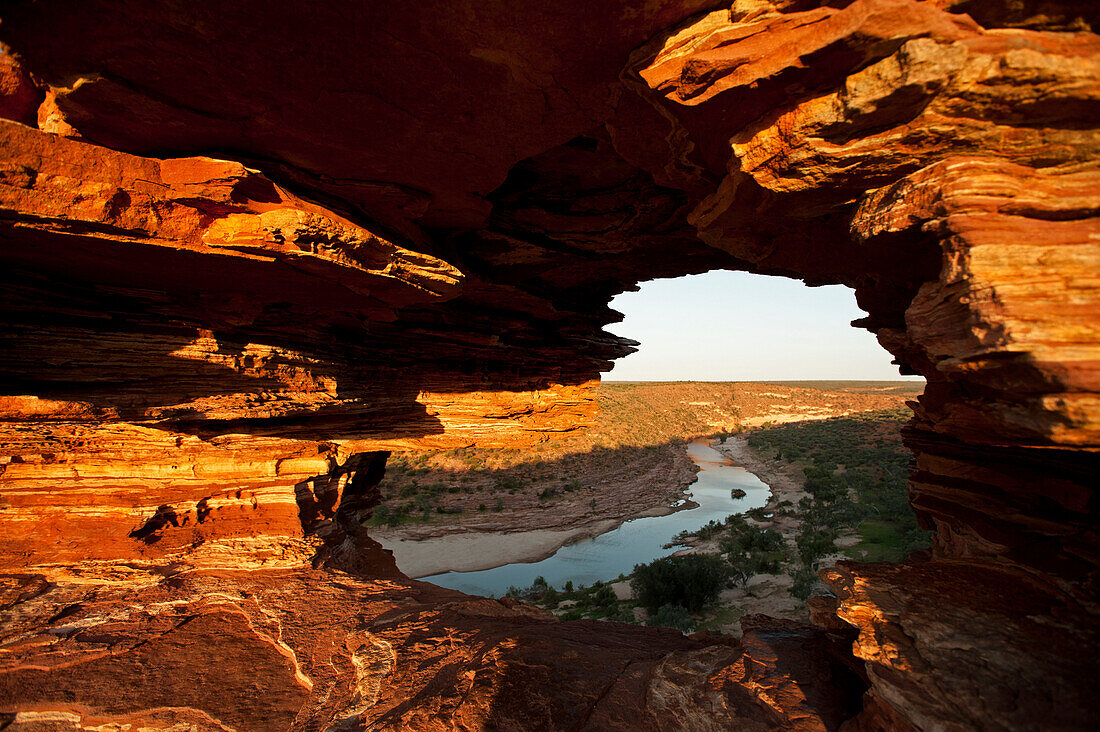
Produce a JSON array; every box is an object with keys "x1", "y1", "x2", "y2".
[{"x1": 604, "y1": 270, "x2": 921, "y2": 381}]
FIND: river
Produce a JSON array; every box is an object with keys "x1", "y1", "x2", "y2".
[{"x1": 419, "y1": 440, "x2": 771, "y2": 597}]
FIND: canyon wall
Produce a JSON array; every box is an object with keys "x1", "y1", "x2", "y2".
[{"x1": 0, "y1": 1, "x2": 1097, "y2": 729}]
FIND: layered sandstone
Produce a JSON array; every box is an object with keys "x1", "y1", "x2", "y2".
[
  {"x1": 1, "y1": 566, "x2": 874, "y2": 731},
  {"x1": 0, "y1": 0, "x2": 1098, "y2": 729}
]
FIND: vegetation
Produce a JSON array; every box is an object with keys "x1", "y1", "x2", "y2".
[
  {"x1": 588, "y1": 382, "x2": 741, "y2": 447},
  {"x1": 505, "y1": 576, "x2": 635, "y2": 623},
  {"x1": 762, "y1": 381, "x2": 924, "y2": 395},
  {"x1": 367, "y1": 383, "x2": 913, "y2": 529},
  {"x1": 366, "y1": 383, "x2": 747, "y2": 525},
  {"x1": 377, "y1": 391, "x2": 927, "y2": 633},
  {"x1": 718, "y1": 516, "x2": 785, "y2": 585},
  {"x1": 663, "y1": 409, "x2": 930, "y2": 613},
  {"x1": 746, "y1": 409, "x2": 930, "y2": 565},
  {"x1": 789, "y1": 564, "x2": 824, "y2": 601},
  {"x1": 647, "y1": 604, "x2": 695, "y2": 633},
  {"x1": 631, "y1": 554, "x2": 729, "y2": 612},
  {"x1": 491, "y1": 405, "x2": 928, "y2": 630}
]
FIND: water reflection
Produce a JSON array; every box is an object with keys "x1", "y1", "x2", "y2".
[{"x1": 421, "y1": 440, "x2": 769, "y2": 596}]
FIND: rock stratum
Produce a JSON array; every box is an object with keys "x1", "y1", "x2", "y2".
[{"x1": 0, "y1": 1, "x2": 1097, "y2": 729}]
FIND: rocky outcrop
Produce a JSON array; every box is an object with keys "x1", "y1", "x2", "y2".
[
  {"x1": 823, "y1": 559, "x2": 1098, "y2": 730},
  {"x1": 0, "y1": 567, "x2": 865, "y2": 730},
  {"x1": 0, "y1": 1, "x2": 1097, "y2": 729}
]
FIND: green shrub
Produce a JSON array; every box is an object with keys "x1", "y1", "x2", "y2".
[
  {"x1": 493, "y1": 476, "x2": 525, "y2": 492},
  {"x1": 790, "y1": 565, "x2": 823, "y2": 600},
  {"x1": 632, "y1": 554, "x2": 728, "y2": 612},
  {"x1": 796, "y1": 525, "x2": 836, "y2": 566},
  {"x1": 647, "y1": 604, "x2": 694, "y2": 633},
  {"x1": 591, "y1": 585, "x2": 616, "y2": 608},
  {"x1": 744, "y1": 506, "x2": 771, "y2": 521}
]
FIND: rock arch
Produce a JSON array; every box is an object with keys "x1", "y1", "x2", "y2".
[{"x1": 0, "y1": 1, "x2": 1096, "y2": 728}]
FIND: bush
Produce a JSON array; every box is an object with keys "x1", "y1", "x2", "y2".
[
  {"x1": 505, "y1": 576, "x2": 560, "y2": 604},
  {"x1": 647, "y1": 604, "x2": 694, "y2": 633},
  {"x1": 632, "y1": 554, "x2": 729, "y2": 612},
  {"x1": 591, "y1": 585, "x2": 616, "y2": 608},
  {"x1": 694, "y1": 519, "x2": 726, "y2": 541},
  {"x1": 796, "y1": 525, "x2": 836, "y2": 566},
  {"x1": 724, "y1": 551, "x2": 754, "y2": 587},
  {"x1": 718, "y1": 525, "x2": 786, "y2": 578},
  {"x1": 745, "y1": 506, "x2": 771, "y2": 521},
  {"x1": 790, "y1": 565, "x2": 823, "y2": 600}
]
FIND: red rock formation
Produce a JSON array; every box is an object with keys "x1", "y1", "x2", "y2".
[
  {"x1": 0, "y1": 567, "x2": 866, "y2": 730},
  {"x1": 0, "y1": 1, "x2": 1097, "y2": 728}
]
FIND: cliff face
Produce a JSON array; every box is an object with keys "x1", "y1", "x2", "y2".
[{"x1": 0, "y1": 1, "x2": 1097, "y2": 729}]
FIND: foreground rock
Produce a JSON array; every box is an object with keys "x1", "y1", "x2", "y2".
[
  {"x1": 0, "y1": 0, "x2": 1098, "y2": 728},
  {"x1": 0, "y1": 565, "x2": 865, "y2": 730},
  {"x1": 824, "y1": 558, "x2": 1100, "y2": 730}
]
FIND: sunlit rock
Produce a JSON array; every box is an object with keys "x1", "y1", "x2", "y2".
[{"x1": 0, "y1": 0, "x2": 1097, "y2": 728}]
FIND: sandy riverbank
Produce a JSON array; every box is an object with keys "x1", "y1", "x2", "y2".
[
  {"x1": 381, "y1": 434, "x2": 809, "y2": 586},
  {"x1": 379, "y1": 521, "x2": 618, "y2": 578},
  {"x1": 376, "y1": 488, "x2": 699, "y2": 578}
]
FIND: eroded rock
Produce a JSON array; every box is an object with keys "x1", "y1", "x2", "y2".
[{"x1": 0, "y1": 0, "x2": 1097, "y2": 728}]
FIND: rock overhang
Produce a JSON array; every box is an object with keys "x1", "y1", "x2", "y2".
[{"x1": 0, "y1": 1, "x2": 1098, "y2": 729}]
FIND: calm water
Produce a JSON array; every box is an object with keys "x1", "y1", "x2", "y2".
[{"x1": 420, "y1": 440, "x2": 770, "y2": 596}]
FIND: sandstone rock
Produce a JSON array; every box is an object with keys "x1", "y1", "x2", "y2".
[
  {"x1": 824, "y1": 559, "x2": 1100, "y2": 730},
  {"x1": 0, "y1": 1, "x2": 1097, "y2": 729},
  {"x1": 0, "y1": 52, "x2": 39, "y2": 126},
  {"x1": 0, "y1": 568, "x2": 865, "y2": 731}
]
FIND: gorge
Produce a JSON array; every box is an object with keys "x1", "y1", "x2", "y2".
[
  {"x1": 1, "y1": 1, "x2": 1098, "y2": 729},
  {"x1": 413, "y1": 438, "x2": 771, "y2": 596}
]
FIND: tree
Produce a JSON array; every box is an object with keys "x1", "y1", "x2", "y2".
[
  {"x1": 796, "y1": 524, "x2": 836, "y2": 566},
  {"x1": 631, "y1": 554, "x2": 728, "y2": 612}
]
